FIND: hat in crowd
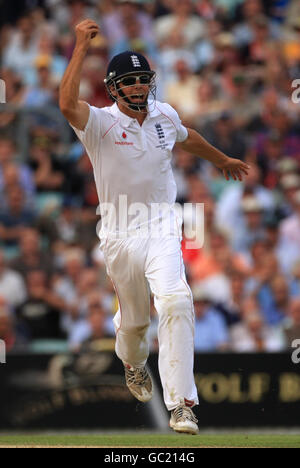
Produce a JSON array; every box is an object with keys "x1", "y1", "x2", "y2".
[
  {"x1": 280, "y1": 173, "x2": 300, "y2": 190},
  {"x1": 215, "y1": 32, "x2": 236, "y2": 48},
  {"x1": 191, "y1": 285, "x2": 212, "y2": 303},
  {"x1": 277, "y1": 158, "x2": 299, "y2": 174},
  {"x1": 34, "y1": 54, "x2": 52, "y2": 69},
  {"x1": 241, "y1": 196, "x2": 263, "y2": 213}
]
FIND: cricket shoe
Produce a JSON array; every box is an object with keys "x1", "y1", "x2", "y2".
[
  {"x1": 124, "y1": 364, "x2": 153, "y2": 402},
  {"x1": 169, "y1": 399, "x2": 199, "y2": 435}
]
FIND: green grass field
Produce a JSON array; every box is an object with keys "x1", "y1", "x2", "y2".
[{"x1": 0, "y1": 433, "x2": 299, "y2": 448}]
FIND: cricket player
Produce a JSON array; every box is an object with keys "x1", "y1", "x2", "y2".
[{"x1": 59, "y1": 20, "x2": 249, "y2": 434}]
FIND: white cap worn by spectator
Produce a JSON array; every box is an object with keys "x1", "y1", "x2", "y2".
[
  {"x1": 280, "y1": 174, "x2": 300, "y2": 191},
  {"x1": 241, "y1": 196, "x2": 263, "y2": 213}
]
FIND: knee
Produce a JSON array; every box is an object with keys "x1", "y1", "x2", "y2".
[
  {"x1": 118, "y1": 322, "x2": 150, "y2": 337},
  {"x1": 156, "y1": 286, "x2": 193, "y2": 315}
]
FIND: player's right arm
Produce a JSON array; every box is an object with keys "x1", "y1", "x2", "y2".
[{"x1": 59, "y1": 19, "x2": 100, "y2": 130}]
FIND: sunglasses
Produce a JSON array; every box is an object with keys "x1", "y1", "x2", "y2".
[{"x1": 116, "y1": 74, "x2": 152, "y2": 87}]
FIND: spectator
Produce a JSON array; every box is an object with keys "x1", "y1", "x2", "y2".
[
  {"x1": 53, "y1": 247, "x2": 86, "y2": 333},
  {"x1": 216, "y1": 164, "x2": 275, "y2": 237},
  {"x1": 232, "y1": 196, "x2": 266, "y2": 253},
  {"x1": 9, "y1": 228, "x2": 54, "y2": 277},
  {"x1": 190, "y1": 229, "x2": 248, "y2": 304},
  {"x1": 28, "y1": 136, "x2": 65, "y2": 193},
  {"x1": 101, "y1": 0, "x2": 154, "y2": 47},
  {"x1": 0, "y1": 136, "x2": 35, "y2": 203},
  {"x1": 110, "y1": 15, "x2": 159, "y2": 63},
  {"x1": 0, "y1": 185, "x2": 36, "y2": 248},
  {"x1": 290, "y1": 261, "x2": 300, "y2": 297},
  {"x1": 253, "y1": 270, "x2": 290, "y2": 326},
  {"x1": 155, "y1": 0, "x2": 206, "y2": 48},
  {"x1": 74, "y1": 292, "x2": 115, "y2": 352},
  {"x1": 279, "y1": 189, "x2": 300, "y2": 250},
  {"x1": 22, "y1": 55, "x2": 56, "y2": 107},
  {"x1": 192, "y1": 285, "x2": 229, "y2": 352},
  {"x1": 230, "y1": 310, "x2": 285, "y2": 352},
  {"x1": 16, "y1": 269, "x2": 65, "y2": 341},
  {"x1": 2, "y1": 14, "x2": 39, "y2": 82},
  {"x1": 283, "y1": 298, "x2": 300, "y2": 348},
  {"x1": 165, "y1": 59, "x2": 201, "y2": 120},
  {"x1": 0, "y1": 250, "x2": 26, "y2": 307},
  {"x1": 0, "y1": 298, "x2": 27, "y2": 351}
]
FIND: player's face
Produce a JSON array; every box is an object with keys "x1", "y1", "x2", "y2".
[{"x1": 116, "y1": 73, "x2": 152, "y2": 106}]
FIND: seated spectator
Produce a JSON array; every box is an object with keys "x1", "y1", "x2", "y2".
[
  {"x1": 290, "y1": 261, "x2": 300, "y2": 297},
  {"x1": 16, "y1": 269, "x2": 65, "y2": 341},
  {"x1": 53, "y1": 247, "x2": 86, "y2": 333},
  {"x1": 2, "y1": 14, "x2": 38, "y2": 83},
  {"x1": 0, "y1": 135, "x2": 35, "y2": 205},
  {"x1": 245, "y1": 14, "x2": 275, "y2": 65},
  {"x1": 215, "y1": 270, "x2": 247, "y2": 326},
  {"x1": 28, "y1": 136, "x2": 65, "y2": 193},
  {"x1": 193, "y1": 17, "x2": 223, "y2": 70},
  {"x1": 165, "y1": 59, "x2": 202, "y2": 120},
  {"x1": 22, "y1": 55, "x2": 56, "y2": 107},
  {"x1": 190, "y1": 229, "x2": 249, "y2": 284},
  {"x1": 0, "y1": 298, "x2": 27, "y2": 351},
  {"x1": 0, "y1": 249, "x2": 27, "y2": 308},
  {"x1": 216, "y1": 164, "x2": 275, "y2": 237},
  {"x1": 158, "y1": 28, "x2": 198, "y2": 88},
  {"x1": 54, "y1": 199, "x2": 97, "y2": 251},
  {"x1": 192, "y1": 285, "x2": 229, "y2": 352},
  {"x1": 110, "y1": 15, "x2": 159, "y2": 63},
  {"x1": 230, "y1": 310, "x2": 285, "y2": 352},
  {"x1": 254, "y1": 272, "x2": 290, "y2": 326},
  {"x1": 1, "y1": 163, "x2": 35, "y2": 210},
  {"x1": 283, "y1": 298, "x2": 300, "y2": 348},
  {"x1": 72, "y1": 293, "x2": 115, "y2": 352},
  {"x1": 232, "y1": 196, "x2": 266, "y2": 253},
  {"x1": 233, "y1": 0, "x2": 281, "y2": 47},
  {"x1": 154, "y1": 0, "x2": 206, "y2": 49},
  {"x1": 189, "y1": 78, "x2": 229, "y2": 129},
  {"x1": 279, "y1": 189, "x2": 300, "y2": 250},
  {"x1": 0, "y1": 69, "x2": 26, "y2": 130},
  {"x1": 0, "y1": 185, "x2": 36, "y2": 248},
  {"x1": 253, "y1": 110, "x2": 300, "y2": 162},
  {"x1": 255, "y1": 130, "x2": 285, "y2": 189},
  {"x1": 9, "y1": 228, "x2": 54, "y2": 277},
  {"x1": 264, "y1": 218, "x2": 300, "y2": 276},
  {"x1": 27, "y1": 32, "x2": 68, "y2": 87},
  {"x1": 101, "y1": 0, "x2": 154, "y2": 47},
  {"x1": 277, "y1": 172, "x2": 300, "y2": 219}
]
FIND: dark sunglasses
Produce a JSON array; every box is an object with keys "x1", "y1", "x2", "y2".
[{"x1": 116, "y1": 74, "x2": 152, "y2": 86}]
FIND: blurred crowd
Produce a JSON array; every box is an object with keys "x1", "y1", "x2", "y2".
[{"x1": 0, "y1": 0, "x2": 300, "y2": 354}]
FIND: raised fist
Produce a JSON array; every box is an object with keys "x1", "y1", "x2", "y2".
[{"x1": 75, "y1": 19, "x2": 100, "y2": 49}]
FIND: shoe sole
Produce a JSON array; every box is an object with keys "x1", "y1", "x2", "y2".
[
  {"x1": 128, "y1": 387, "x2": 153, "y2": 403},
  {"x1": 169, "y1": 421, "x2": 199, "y2": 435}
]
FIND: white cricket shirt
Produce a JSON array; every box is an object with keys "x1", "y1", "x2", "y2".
[{"x1": 70, "y1": 100, "x2": 188, "y2": 238}]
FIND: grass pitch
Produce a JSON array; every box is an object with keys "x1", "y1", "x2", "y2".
[{"x1": 0, "y1": 433, "x2": 299, "y2": 448}]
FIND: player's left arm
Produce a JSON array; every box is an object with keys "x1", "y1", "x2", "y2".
[{"x1": 176, "y1": 127, "x2": 250, "y2": 181}]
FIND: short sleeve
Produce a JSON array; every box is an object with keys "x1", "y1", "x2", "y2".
[
  {"x1": 69, "y1": 104, "x2": 102, "y2": 163},
  {"x1": 162, "y1": 103, "x2": 188, "y2": 143}
]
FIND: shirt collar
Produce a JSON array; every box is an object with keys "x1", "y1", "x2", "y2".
[{"x1": 110, "y1": 101, "x2": 160, "y2": 127}]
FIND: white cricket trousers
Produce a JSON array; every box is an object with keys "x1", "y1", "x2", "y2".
[{"x1": 100, "y1": 235, "x2": 199, "y2": 411}]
